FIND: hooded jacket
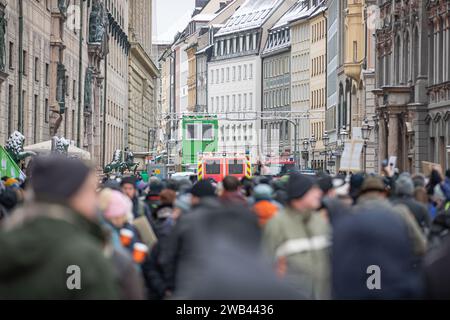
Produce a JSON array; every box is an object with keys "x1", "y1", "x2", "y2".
[
  {"x1": 0, "y1": 203, "x2": 119, "y2": 299},
  {"x1": 263, "y1": 207, "x2": 331, "y2": 299}
]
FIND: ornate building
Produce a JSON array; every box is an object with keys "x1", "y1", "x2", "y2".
[
  {"x1": 0, "y1": 0, "x2": 106, "y2": 164},
  {"x1": 374, "y1": 0, "x2": 432, "y2": 172},
  {"x1": 128, "y1": 0, "x2": 159, "y2": 155},
  {"x1": 103, "y1": 0, "x2": 129, "y2": 166},
  {"x1": 426, "y1": 0, "x2": 450, "y2": 170}
]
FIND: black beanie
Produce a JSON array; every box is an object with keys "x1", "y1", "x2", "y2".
[
  {"x1": 287, "y1": 173, "x2": 315, "y2": 200},
  {"x1": 120, "y1": 176, "x2": 137, "y2": 188},
  {"x1": 30, "y1": 155, "x2": 92, "y2": 202},
  {"x1": 190, "y1": 180, "x2": 216, "y2": 198}
]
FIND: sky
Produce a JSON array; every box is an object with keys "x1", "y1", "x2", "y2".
[{"x1": 153, "y1": 0, "x2": 196, "y2": 43}]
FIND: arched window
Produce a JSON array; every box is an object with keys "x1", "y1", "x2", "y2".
[
  {"x1": 394, "y1": 35, "x2": 401, "y2": 84},
  {"x1": 413, "y1": 27, "x2": 419, "y2": 81},
  {"x1": 404, "y1": 32, "x2": 410, "y2": 84}
]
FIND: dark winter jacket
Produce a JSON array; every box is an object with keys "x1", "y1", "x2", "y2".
[
  {"x1": 142, "y1": 216, "x2": 175, "y2": 300},
  {"x1": 392, "y1": 195, "x2": 431, "y2": 233},
  {"x1": 425, "y1": 236, "x2": 450, "y2": 299},
  {"x1": 0, "y1": 203, "x2": 119, "y2": 299},
  {"x1": 332, "y1": 209, "x2": 423, "y2": 299},
  {"x1": 159, "y1": 197, "x2": 222, "y2": 291}
]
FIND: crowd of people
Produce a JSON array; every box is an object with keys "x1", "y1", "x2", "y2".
[{"x1": 0, "y1": 155, "x2": 450, "y2": 299}]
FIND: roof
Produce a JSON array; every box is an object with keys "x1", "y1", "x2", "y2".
[
  {"x1": 192, "y1": 13, "x2": 218, "y2": 22},
  {"x1": 288, "y1": 1, "x2": 326, "y2": 25},
  {"x1": 215, "y1": 0, "x2": 285, "y2": 36},
  {"x1": 271, "y1": 0, "x2": 309, "y2": 30}
]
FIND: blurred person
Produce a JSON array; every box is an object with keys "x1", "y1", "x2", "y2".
[
  {"x1": 332, "y1": 209, "x2": 423, "y2": 299},
  {"x1": 142, "y1": 201, "x2": 176, "y2": 300},
  {"x1": 424, "y1": 235, "x2": 450, "y2": 299},
  {"x1": 159, "y1": 180, "x2": 219, "y2": 294},
  {"x1": 263, "y1": 173, "x2": 330, "y2": 299},
  {"x1": 98, "y1": 189, "x2": 140, "y2": 250},
  {"x1": 252, "y1": 184, "x2": 280, "y2": 227},
  {"x1": 412, "y1": 174, "x2": 426, "y2": 189},
  {"x1": 174, "y1": 206, "x2": 302, "y2": 300},
  {"x1": 97, "y1": 188, "x2": 145, "y2": 300},
  {"x1": 159, "y1": 189, "x2": 176, "y2": 206},
  {"x1": 414, "y1": 187, "x2": 429, "y2": 206},
  {"x1": 219, "y1": 176, "x2": 247, "y2": 206},
  {"x1": 349, "y1": 173, "x2": 365, "y2": 204},
  {"x1": 121, "y1": 176, "x2": 151, "y2": 222},
  {"x1": 0, "y1": 156, "x2": 118, "y2": 299},
  {"x1": 354, "y1": 176, "x2": 427, "y2": 257},
  {"x1": 172, "y1": 193, "x2": 192, "y2": 221},
  {"x1": 145, "y1": 177, "x2": 164, "y2": 215},
  {"x1": 391, "y1": 174, "x2": 431, "y2": 234}
]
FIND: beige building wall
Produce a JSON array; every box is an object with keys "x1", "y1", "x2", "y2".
[
  {"x1": 128, "y1": 0, "x2": 159, "y2": 155},
  {"x1": 104, "y1": 0, "x2": 129, "y2": 163},
  {"x1": 0, "y1": 0, "x2": 91, "y2": 149},
  {"x1": 290, "y1": 19, "x2": 310, "y2": 142},
  {"x1": 309, "y1": 11, "x2": 327, "y2": 169}
]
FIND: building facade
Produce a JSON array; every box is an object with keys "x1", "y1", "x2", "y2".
[
  {"x1": 374, "y1": 0, "x2": 430, "y2": 173},
  {"x1": 208, "y1": 0, "x2": 296, "y2": 162},
  {"x1": 128, "y1": 0, "x2": 159, "y2": 154},
  {"x1": 103, "y1": 0, "x2": 129, "y2": 165},
  {"x1": 426, "y1": 0, "x2": 450, "y2": 170},
  {"x1": 309, "y1": 6, "x2": 327, "y2": 170},
  {"x1": 0, "y1": 0, "x2": 109, "y2": 167}
]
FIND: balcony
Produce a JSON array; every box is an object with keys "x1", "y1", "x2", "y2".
[{"x1": 343, "y1": 1, "x2": 364, "y2": 81}]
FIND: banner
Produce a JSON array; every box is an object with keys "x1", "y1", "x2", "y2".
[
  {"x1": 0, "y1": 145, "x2": 26, "y2": 180},
  {"x1": 340, "y1": 141, "x2": 364, "y2": 172}
]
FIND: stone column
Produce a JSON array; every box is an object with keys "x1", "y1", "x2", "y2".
[
  {"x1": 388, "y1": 112, "x2": 398, "y2": 160},
  {"x1": 378, "y1": 114, "x2": 387, "y2": 171}
]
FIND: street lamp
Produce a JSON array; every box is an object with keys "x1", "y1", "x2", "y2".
[
  {"x1": 310, "y1": 134, "x2": 316, "y2": 169},
  {"x1": 302, "y1": 138, "x2": 310, "y2": 170},
  {"x1": 361, "y1": 118, "x2": 373, "y2": 172},
  {"x1": 322, "y1": 131, "x2": 329, "y2": 171}
]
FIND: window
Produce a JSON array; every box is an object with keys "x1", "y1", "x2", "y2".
[
  {"x1": 226, "y1": 67, "x2": 230, "y2": 82},
  {"x1": 238, "y1": 66, "x2": 242, "y2": 81},
  {"x1": 9, "y1": 42, "x2": 13, "y2": 69},
  {"x1": 211, "y1": 97, "x2": 214, "y2": 111},
  {"x1": 203, "y1": 124, "x2": 214, "y2": 140},
  {"x1": 249, "y1": 93, "x2": 253, "y2": 109},
  {"x1": 73, "y1": 80, "x2": 76, "y2": 99},
  {"x1": 23, "y1": 50, "x2": 28, "y2": 76},
  {"x1": 216, "y1": 70, "x2": 219, "y2": 83},
  {"x1": 8, "y1": 85, "x2": 13, "y2": 135},
  {"x1": 186, "y1": 124, "x2": 197, "y2": 140},
  {"x1": 45, "y1": 63, "x2": 50, "y2": 86},
  {"x1": 228, "y1": 160, "x2": 244, "y2": 174},
  {"x1": 34, "y1": 57, "x2": 40, "y2": 81},
  {"x1": 243, "y1": 93, "x2": 247, "y2": 110},
  {"x1": 243, "y1": 65, "x2": 247, "y2": 80},
  {"x1": 232, "y1": 66, "x2": 236, "y2": 81},
  {"x1": 211, "y1": 70, "x2": 214, "y2": 84},
  {"x1": 66, "y1": 76, "x2": 70, "y2": 96},
  {"x1": 205, "y1": 160, "x2": 221, "y2": 174},
  {"x1": 33, "y1": 95, "x2": 39, "y2": 142},
  {"x1": 44, "y1": 98, "x2": 49, "y2": 123},
  {"x1": 221, "y1": 68, "x2": 224, "y2": 83}
]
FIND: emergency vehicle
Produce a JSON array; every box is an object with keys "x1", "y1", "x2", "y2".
[{"x1": 197, "y1": 152, "x2": 252, "y2": 182}]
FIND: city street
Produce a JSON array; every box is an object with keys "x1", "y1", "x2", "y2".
[{"x1": 0, "y1": 0, "x2": 450, "y2": 303}]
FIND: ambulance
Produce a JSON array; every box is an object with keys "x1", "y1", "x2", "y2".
[{"x1": 197, "y1": 152, "x2": 252, "y2": 182}]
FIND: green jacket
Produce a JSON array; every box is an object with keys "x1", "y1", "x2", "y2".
[
  {"x1": 0, "y1": 203, "x2": 119, "y2": 300},
  {"x1": 263, "y1": 207, "x2": 331, "y2": 299}
]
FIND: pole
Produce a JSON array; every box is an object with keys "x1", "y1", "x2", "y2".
[
  {"x1": 102, "y1": 54, "x2": 108, "y2": 167},
  {"x1": 294, "y1": 120, "x2": 298, "y2": 170},
  {"x1": 18, "y1": 0, "x2": 23, "y2": 133},
  {"x1": 363, "y1": 141, "x2": 367, "y2": 172},
  {"x1": 77, "y1": 0, "x2": 85, "y2": 148}
]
